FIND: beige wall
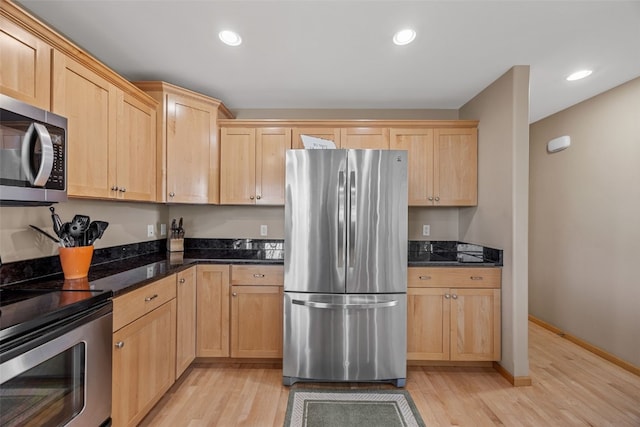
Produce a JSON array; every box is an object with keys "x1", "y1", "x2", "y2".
[
  {"x1": 459, "y1": 66, "x2": 531, "y2": 378},
  {"x1": 0, "y1": 199, "x2": 167, "y2": 262},
  {"x1": 529, "y1": 77, "x2": 640, "y2": 367},
  {"x1": 168, "y1": 205, "x2": 459, "y2": 241}
]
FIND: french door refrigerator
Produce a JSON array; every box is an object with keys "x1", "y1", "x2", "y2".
[{"x1": 283, "y1": 149, "x2": 408, "y2": 387}]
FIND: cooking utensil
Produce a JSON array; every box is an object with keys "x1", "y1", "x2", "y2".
[
  {"x1": 86, "y1": 221, "x2": 109, "y2": 245},
  {"x1": 29, "y1": 224, "x2": 62, "y2": 246},
  {"x1": 49, "y1": 206, "x2": 63, "y2": 237},
  {"x1": 69, "y1": 214, "x2": 90, "y2": 245},
  {"x1": 59, "y1": 222, "x2": 75, "y2": 247}
]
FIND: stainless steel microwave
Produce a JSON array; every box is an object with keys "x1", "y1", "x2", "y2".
[{"x1": 0, "y1": 94, "x2": 67, "y2": 205}]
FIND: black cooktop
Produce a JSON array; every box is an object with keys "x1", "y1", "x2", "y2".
[{"x1": 0, "y1": 279, "x2": 112, "y2": 343}]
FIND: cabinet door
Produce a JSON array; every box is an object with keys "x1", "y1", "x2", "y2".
[
  {"x1": 340, "y1": 127, "x2": 389, "y2": 149},
  {"x1": 292, "y1": 128, "x2": 340, "y2": 149},
  {"x1": 52, "y1": 51, "x2": 117, "y2": 199},
  {"x1": 166, "y1": 93, "x2": 218, "y2": 203},
  {"x1": 230, "y1": 285, "x2": 283, "y2": 358},
  {"x1": 112, "y1": 299, "x2": 176, "y2": 427},
  {"x1": 450, "y1": 288, "x2": 500, "y2": 361},
  {"x1": 256, "y1": 127, "x2": 291, "y2": 205},
  {"x1": 407, "y1": 287, "x2": 450, "y2": 360},
  {"x1": 220, "y1": 127, "x2": 256, "y2": 204},
  {"x1": 115, "y1": 90, "x2": 156, "y2": 201},
  {"x1": 176, "y1": 267, "x2": 197, "y2": 378},
  {"x1": 390, "y1": 128, "x2": 435, "y2": 206},
  {"x1": 196, "y1": 265, "x2": 230, "y2": 357},
  {"x1": 0, "y1": 16, "x2": 51, "y2": 109},
  {"x1": 433, "y1": 128, "x2": 477, "y2": 206}
]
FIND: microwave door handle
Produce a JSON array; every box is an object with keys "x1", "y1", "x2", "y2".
[{"x1": 21, "y1": 122, "x2": 54, "y2": 187}]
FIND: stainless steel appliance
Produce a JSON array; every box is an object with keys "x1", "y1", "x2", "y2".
[
  {"x1": 0, "y1": 284, "x2": 112, "y2": 426},
  {"x1": 283, "y1": 149, "x2": 408, "y2": 387},
  {"x1": 0, "y1": 94, "x2": 67, "y2": 205}
]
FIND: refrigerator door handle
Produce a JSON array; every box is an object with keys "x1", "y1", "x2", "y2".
[
  {"x1": 337, "y1": 170, "x2": 346, "y2": 268},
  {"x1": 292, "y1": 299, "x2": 398, "y2": 310},
  {"x1": 348, "y1": 170, "x2": 356, "y2": 267}
]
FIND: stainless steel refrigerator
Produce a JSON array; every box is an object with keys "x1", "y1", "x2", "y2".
[{"x1": 283, "y1": 149, "x2": 408, "y2": 387}]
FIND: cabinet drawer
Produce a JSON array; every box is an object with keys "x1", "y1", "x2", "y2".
[
  {"x1": 230, "y1": 265, "x2": 283, "y2": 286},
  {"x1": 113, "y1": 274, "x2": 177, "y2": 331},
  {"x1": 408, "y1": 267, "x2": 501, "y2": 288}
]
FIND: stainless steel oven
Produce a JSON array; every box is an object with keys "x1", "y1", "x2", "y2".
[
  {"x1": 0, "y1": 93, "x2": 67, "y2": 205},
  {"x1": 0, "y1": 292, "x2": 112, "y2": 427}
]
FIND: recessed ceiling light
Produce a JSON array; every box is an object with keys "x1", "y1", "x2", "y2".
[
  {"x1": 566, "y1": 69, "x2": 592, "y2": 81},
  {"x1": 219, "y1": 30, "x2": 242, "y2": 46},
  {"x1": 393, "y1": 29, "x2": 416, "y2": 46}
]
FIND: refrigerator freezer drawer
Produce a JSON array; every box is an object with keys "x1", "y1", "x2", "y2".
[{"x1": 283, "y1": 292, "x2": 406, "y2": 386}]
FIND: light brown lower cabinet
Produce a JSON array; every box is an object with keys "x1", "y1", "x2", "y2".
[
  {"x1": 175, "y1": 266, "x2": 197, "y2": 378},
  {"x1": 196, "y1": 264, "x2": 230, "y2": 357},
  {"x1": 407, "y1": 267, "x2": 501, "y2": 362},
  {"x1": 112, "y1": 275, "x2": 177, "y2": 427},
  {"x1": 230, "y1": 265, "x2": 284, "y2": 358}
]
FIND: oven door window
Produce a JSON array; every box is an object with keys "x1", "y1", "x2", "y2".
[{"x1": 0, "y1": 342, "x2": 86, "y2": 427}]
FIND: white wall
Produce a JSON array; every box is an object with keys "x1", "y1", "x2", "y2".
[
  {"x1": 459, "y1": 66, "x2": 531, "y2": 379},
  {"x1": 529, "y1": 77, "x2": 640, "y2": 367}
]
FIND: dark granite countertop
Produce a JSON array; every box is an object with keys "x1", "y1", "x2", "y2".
[{"x1": 0, "y1": 238, "x2": 502, "y2": 298}]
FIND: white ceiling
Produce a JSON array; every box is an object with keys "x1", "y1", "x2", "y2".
[{"x1": 16, "y1": 0, "x2": 640, "y2": 122}]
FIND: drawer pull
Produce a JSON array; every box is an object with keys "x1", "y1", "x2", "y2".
[
  {"x1": 179, "y1": 278, "x2": 186, "y2": 284},
  {"x1": 418, "y1": 275, "x2": 431, "y2": 280},
  {"x1": 470, "y1": 276, "x2": 483, "y2": 281},
  {"x1": 253, "y1": 274, "x2": 265, "y2": 278},
  {"x1": 144, "y1": 294, "x2": 159, "y2": 302},
  {"x1": 452, "y1": 294, "x2": 458, "y2": 299},
  {"x1": 115, "y1": 341, "x2": 124, "y2": 349},
  {"x1": 232, "y1": 292, "x2": 237, "y2": 297},
  {"x1": 444, "y1": 294, "x2": 451, "y2": 299}
]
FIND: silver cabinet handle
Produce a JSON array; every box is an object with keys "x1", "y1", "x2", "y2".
[
  {"x1": 144, "y1": 294, "x2": 158, "y2": 302},
  {"x1": 428, "y1": 196, "x2": 434, "y2": 201},
  {"x1": 256, "y1": 195, "x2": 261, "y2": 200},
  {"x1": 119, "y1": 187, "x2": 126, "y2": 192},
  {"x1": 115, "y1": 341, "x2": 124, "y2": 349},
  {"x1": 232, "y1": 292, "x2": 237, "y2": 297},
  {"x1": 435, "y1": 196, "x2": 440, "y2": 202},
  {"x1": 249, "y1": 195, "x2": 255, "y2": 200},
  {"x1": 169, "y1": 192, "x2": 175, "y2": 197},
  {"x1": 111, "y1": 186, "x2": 119, "y2": 191},
  {"x1": 253, "y1": 274, "x2": 265, "y2": 278},
  {"x1": 470, "y1": 276, "x2": 483, "y2": 281},
  {"x1": 179, "y1": 278, "x2": 186, "y2": 284},
  {"x1": 419, "y1": 275, "x2": 431, "y2": 280},
  {"x1": 444, "y1": 294, "x2": 451, "y2": 299},
  {"x1": 452, "y1": 294, "x2": 458, "y2": 299}
]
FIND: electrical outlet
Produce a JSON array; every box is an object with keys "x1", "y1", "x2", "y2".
[
  {"x1": 260, "y1": 225, "x2": 268, "y2": 236},
  {"x1": 146, "y1": 266, "x2": 154, "y2": 278},
  {"x1": 422, "y1": 224, "x2": 430, "y2": 237},
  {"x1": 147, "y1": 224, "x2": 154, "y2": 237},
  {"x1": 160, "y1": 224, "x2": 167, "y2": 237}
]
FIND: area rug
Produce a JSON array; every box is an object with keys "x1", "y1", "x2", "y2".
[{"x1": 284, "y1": 389, "x2": 426, "y2": 427}]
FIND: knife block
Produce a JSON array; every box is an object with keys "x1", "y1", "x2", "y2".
[{"x1": 167, "y1": 238, "x2": 184, "y2": 252}]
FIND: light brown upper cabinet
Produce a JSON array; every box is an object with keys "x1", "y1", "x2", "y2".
[
  {"x1": 52, "y1": 52, "x2": 157, "y2": 201},
  {"x1": 134, "y1": 82, "x2": 232, "y2": 204},
  {"x1": 339, "y1": 127, "x2": 389, "y2": 149},
  {"x1": 390, "y1": 126, "x2": 477, "y2": 206},
  {"x1": 220, "y1": 127, "x2": 292, "y2": 205},
  {"x1": 292, "y1": 127, "x2": 341, "y2": 149},
  {"x1": 0, "y1": 14, "x2": 51, "y2": 109}
]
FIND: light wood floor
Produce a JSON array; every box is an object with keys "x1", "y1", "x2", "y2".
[{"x1": 140, "y1": 321, "x2": 640, "y2": 426}]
